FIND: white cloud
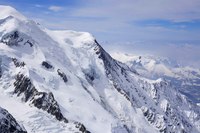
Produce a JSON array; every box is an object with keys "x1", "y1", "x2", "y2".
[
  {"x1": 48, "y1": 6, "x2": 63, "y2": 12},
  {"x1": 35, "y1": 4, "x2": 43, "y2": 8},
  {"x1": 73, "y1": 0, "x2": 200, "y2": 22},
  {"x1": 22, "y1": 1, "x2": 200, "y2": 68},
  {"x1": 103, "y1": 42, "x2": 200, "y2": 68},
  {"x1": 26, "y1": 1, "x2": 200, "y2": 42}
]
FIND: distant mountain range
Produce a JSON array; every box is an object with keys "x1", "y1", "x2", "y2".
[{"x1": 111, "y1": 52, "x2": 200, "y2": 105}]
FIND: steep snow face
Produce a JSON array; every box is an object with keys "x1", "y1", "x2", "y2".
[
  {"x1": 111, "y1": 52, "x2": 200, "y2": 104},
  {"x1": 0, "y1": 6, "x2": 116, "y2": 133},
  {"x1": 0, "y1": 106, "x2": 27, "y2": 133},
  {"x1": 0, "y1": 5, "x2": 200, "y2": 133}
]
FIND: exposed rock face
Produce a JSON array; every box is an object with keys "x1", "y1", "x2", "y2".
[
  {"x1": 0, "y1": 106, "x2": 27, "y2": 133},
  {"x1": 32, "y1": 92, "x2": 67, "y2": 122},
  {"x1": 13, "y1": 73, "x2": 68, "y2": 123},
  {"x1": 92, "y1": 40, "x2": 200, "y2": 133},
  {"x1": 13, "y1": 73, "x2": 91, "y2": 132},
  {"x1": 12, "y1": 58, "x2": 25, "y2": 67},
  {"x1": 42, "y1": 61, "x2": 54, "y2": 69},
  {"x1": 1, "y1": 31, "x2": 22, "y2": 46},
  {"x1": 57, "y1": 69, "x2": 68, "y2": 83},
  {"x1": 0, "y1": 30, "x2": 34, "y2": 47},
  {"x1": 74, "y1": 122, "x2": 91, "y2": 133}
]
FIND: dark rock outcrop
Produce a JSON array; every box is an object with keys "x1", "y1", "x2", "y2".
[
  {"x1": 83, "y1": 67, "x2": 97, "y2": 85},
  {"x1": 13, "y1": 73, "x2": 68, "y2": 123},
  {"x1": 0, "y1": 30, "x2": 34, "y2": 47},
  {"x1": 12, "y1": 58, "x2": 25, "y2": 67},
  {"x1": 1, "y1": 31, "x2": 23, "y2": 46},
  {"x1": 42, "y1": 61, "x2": 54, "y2": 69},
  {"x1": 74, "y1": 122, "x2": 91, "y2": 133},
  {"x1": 32, "y1": 92, "x2": 67, "y2": 122},
  {"x1": 0, "y1": 106, "x2": 27, "y2": 133},
  {"x1": 24, "y1": 40, "x2": 33, "y2": 47},
  {"x1": 13, "y1": 73, "x2": 92, "y2": 132},
  {"x1": 57, "y1": 69, "x2": 68, "y2": 83}
]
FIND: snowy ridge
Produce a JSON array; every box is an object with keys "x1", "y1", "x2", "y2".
[
  {"x1": 0, "y1": 5, "x2": 200, "y2": 133},
  {"x1": 0, "y1": 5, "x2": 26, "y2": 20}
]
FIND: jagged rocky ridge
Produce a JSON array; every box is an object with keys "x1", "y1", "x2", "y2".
[
  {"x1": 93, "y1": 40, "x2": 200, "y2": 132},
  {"x1": 0, "y1": 106, "x2": 27, "y2": 133},
  {"x1": 13, "y1": 73, "x2": 67, "y2": 122},
  {"x1": 1, "y1": 31, "x2": 34, "y2": 47},
  {"x1": 0, "y1": 5, "x2": 199, "y2": 133}
]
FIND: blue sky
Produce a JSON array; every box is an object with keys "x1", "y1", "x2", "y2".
[
  {"x1": 0, "y1": 0, "x2": 200, "y2": 67},
  {"x1": 1, "y1": 0, "x2": 200, "y2": 43}
]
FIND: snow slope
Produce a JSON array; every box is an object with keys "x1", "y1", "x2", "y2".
[{"x1": 0, "y1": 5, "x2": 200, "y2": 133}]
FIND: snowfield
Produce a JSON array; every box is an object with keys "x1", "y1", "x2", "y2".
[{"x1": 0, "y1": 5, "x2": 200, "y2": 133}]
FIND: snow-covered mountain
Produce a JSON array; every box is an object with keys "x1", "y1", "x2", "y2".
[
  {"x1": 0, "y1": 106, "x2": 27, "y2": 133},
  {"x1": 111, "y1": 52, "x2": 200, "y2": 105},
  {"x1": 0, "y1": 5, "x2": 200, "y2": 133}
]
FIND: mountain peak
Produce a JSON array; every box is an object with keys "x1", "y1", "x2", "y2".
[
  {"x1": 0, "y1": 5, "x2": 200, "y2": 133},
  {"x1": 0, "y1": 5, "x2": 26, "y2": 20}
]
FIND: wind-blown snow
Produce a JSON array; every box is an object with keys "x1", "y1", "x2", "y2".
[{"x1": 0, "y1": 5, "x2": 26, "y2": 20}]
